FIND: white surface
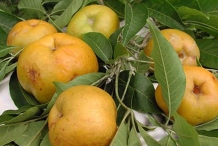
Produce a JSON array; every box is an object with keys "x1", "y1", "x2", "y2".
[{"x1": 0, "y1": 73, "x2": 17, "y2": 115}]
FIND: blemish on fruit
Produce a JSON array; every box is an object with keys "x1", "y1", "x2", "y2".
[
  {"x1": 193, "y1": 86, "x2": 201, "y2": 94},
  {"x1": 28, "y1": 67, "x2": 39, "y2": 83}
]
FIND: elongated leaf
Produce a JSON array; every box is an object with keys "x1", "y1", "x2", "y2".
[
  {"x1": 122, "y1": 3, "x2": 148, "y2": 46},
  {"x1": 128, "y1": 127, "x2": 142, "y2": 146},
  {"x1": 167, "y1": 0, "x2": 201, "y2": 10},
  {"x1": 9, "y1": 71, "x2": 29, "y2": 108},
  {"x1": 14, "y1": 121, "x2": 46, "y2": 146},
  {"x1": 143, "y1": 0, "x2": 185, "y2": 30},
  {"x1": 137, "y1": 121, "x2": 162, "y2": 146},
  {"x1": 18, "y1": 0, "x2": 46, "y2": 18},
  {"x1": 82, "y1": 32, "x2": 113, "y2": 62},
  {"x1": 119, "y1": 71, "x2": 160, "y2": 113},
  {"x1": 52, "y1": 0, "x2": 83, "y2": 29},
  {"x1": 196, "y1": 39, "x2": 218, "y2": 69},
  {"x1": 110, "y1": 120, "x2": 129, "y2": 146},
  {"x1": 195, "y1": 117, "x2": 218, "y2": 131},
  {"x1": 40, "y1": 132, "x2": 51, "y2": 146},
  {"x1": 0, "y1": 10, "x2": 22, "y2": 34},
  {"x1": 198, "y1": 135, "x2": 218, "y2": 146},
  {"x1": 173, "y1": 113, "x2": 200, "y2": 146},
  {"x1": 3, "y1": 106, "x2": 42, "y2": 124},
  {"x1": 0, "y1": 124, "x2": 28, "y2": 145},
  {"x1": 54, "y1": 72, "x2": 106, "y2": 94},
  {"x1": 147, "y1": 19, "x2": 186, "y2": 117}
]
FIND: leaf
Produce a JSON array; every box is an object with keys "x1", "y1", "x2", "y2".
[
  {"x1": 122, "y1": 3, "x2": 148, "y2": 46},
  {"x1": 195, "y1": 117, "x2": 218, "y2": 131},
  {"x1": 196, "y1": 39, "x2": 218, "y2": 69},
  {"x1": 173, "y1": 113, "x2": 200, "y2": 146},
  {"x1": 9, "y1": 71, "x2": 29, "y2": 108},
  {"x1": 167, "y1": 0, "x2": 201, "y2": 10},
  {"x1": 143, "y1": 0, "x2": 185, "y2": 30},
  {"x1": 110, "y1": 120, "x2": 129, "y2": 146},
  {"x1": 119, "y1": 71, "x2": 160, "y2": 113},
  {"x1": 40, "y1": 132, "x2": 51, "y2": 146},
  {"x1": 128, "y1": 127, "x2": 142, "y2": 146},
  {"x1": 52, "y1": 0, "x2": 83, "y2": 29},
  {"x1": 104, "y1": 0, "x2": 125, "y2": 19},
  {"x1": 131, "y1": 51, "x2": 150, "y2": 74},
  {"x1": 2, "y1": 106, "x2": 43, "y2": 124},
  {"x1": 0, "y1": 124, "x2": 28, "y2": 145},
  {"x1": 82, "y1": 32, "x2": 113, "y2": 63},
  {"x1": 0, "y1": 10, "x2": 22, "y2": 34},
  {"x1": 147, "y1": 19, "x2": 186, "y2": 117},
  {"x1": 198, "y1": 135, "x2": 218, "y2": 146},
  {"x1": 137, "y1": 121, "x2": 162, "y2": 146},
  {"x1": 14, "y1": 121, "x2": 46, "y2": 146},
  {"x1": 177, "y1": 6, "x2": 218, "y2": 38},
  {"x1": 113, "y1": 43, "x2": 129, "y2": 59},
  {"x1": 18, "y1": 0, "x2": 46, "y2": 19}
]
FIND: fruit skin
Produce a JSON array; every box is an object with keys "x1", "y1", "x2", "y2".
[
  {"x1": 66, "y1": 4, "x2": 120, "y2": 39},
  {"x1": 17, "y1": 33, "x2": 98, "y2": 103},
  {"x1": 144, "y1": 29, "x2": 200, "y2": 68},
  {"x1": 48, "y1": 85, "x2": 117, "y2": 146},
  {"x1": 7, "y1": 19, "x2": 57, "y2": 52},
  {"x1": 155, "y1": 65, "x2": 218, "y2": 126}
]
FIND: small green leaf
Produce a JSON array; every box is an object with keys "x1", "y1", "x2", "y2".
[
  {"x1": 113, "y1": 43, "x2": 129, "y2": 59},
  {"x1": 198, "y1": 135, "x2": 218, "y2": 146},
  {"x1": 82, "y1": 32, "x2": 113, "y2": 63},
  {"x1": 173, "y1": 113, "x2": 200, "y2": 146},
  {"x1": 147, "y1": 19, "x2": 186, "y2": 117},
  {"x1": 0, "y1": 124, "x2": 28, "y2": 145},
  {"x1": 40, "y1": 132, "x2": 52, "y2": 146},
  {"x1": 195, "y1": 117, "x2": 218, "y2": 131},
  {"x1": 122, "y1": 3, "x2": 148, "y2": 46},
  {"x1": 196, "y1": 39, "x2": 218, "y2": 69},
  {"x1": 14, "y1": 120, "x2": 47, "y2": 146},
  {"x1": 128, "y1": 127, "x2": 142, "y2": 146},
  {"x1": 119, "y1": 71, "x2": 160, "y2": 113}
]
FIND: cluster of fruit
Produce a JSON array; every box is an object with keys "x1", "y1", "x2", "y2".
[
  {"x1": 7, "y1": 4, "x2": 119, "y2": 146},
  {"x1": 144, "y1": 29, "x2": 218, "y2": 126}
]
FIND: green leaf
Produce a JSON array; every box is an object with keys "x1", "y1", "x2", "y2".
[
  {"x1": 54, "y1": 72, "x2": 106, "y2": 93},
  {"x1": 110, "y1": 120, "x2": 129, "y2": 146},
  {"x1": 0, "y1": 124, "x2": 28, "y2": 145},
  {"x1": 131, "y1": 51, "x2": 150, "y2": 74},
  {"x1": 18, "y1": 0, "x2": 46, "y2": 19},
  {"x1": 52, "y1": 0, "x2": 83, "y2": 29},
  {"x1": 196, "y1": 39, "x2": 218, "y2": 69},
  {"x1": 173, "y1": 113, "x2": 200, "y2": 146},
  {"x1": 14, "y1": 121, "x2": 46, "y2": 146},
  {"x1": 128, "y1": 127, "x2": 142, "y2": 146},
  {"x1": 143, "y1": 0, "x2": 185, "y2": 30},
  {"x1": 195, "y1": 117, "x2": 218, "y2": 131},
  {"x1": 40, "y1": 132, "x2": 52, "y2": 146},
  {"x1": 198, "y1": 135, "x2": 218, "y2": 146},
  {"x1": 122, "y1": 3, "x2": 148, "y2": 46},
  {"x1": 119, "y1": 71, "x2": 160, "y2": 113},
  {"x1": 82, "y1": 32, "x2": 113, "y2": 63},
  {"x1": 137, "y1": 121, "x2": 162, "y2": 146},
  {"x1": 9, "y1": 71, "x2": 29, "y2": 108},
  {"x1": 147, "y1": 19, "x2": 186, "y2": 117},
  {"x1": 113, "y1": 43, "x2": 129, "y2": 59},
  {"x1": 104, "y1": 0, "x2": 125, "y2": 19},
  {"x1": 167, "y1": 0, "x2": 201, "y2": 10},
  {"x1": 0, "y1": 10, "x2": 22, "y2": 34}
]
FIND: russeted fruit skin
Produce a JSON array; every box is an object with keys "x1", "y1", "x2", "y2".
[
  {"x1": 144, "y1": 29, "x2": 200, "y2": 70},
  {"x1": 155, "y1": 65, "x2": 218, "y2": 126},
  {"x1": 66, "y1": 4, "x2": 119, "y2": 39},
  {"x1": 48, "y1": 85, "x2": 117, "y2": 146},
  {"x1": 7, "y1": 19, "x2": 57, "y2": 52},
  {"x1": 17, "y1": 33, "x2": 98, "y2": 103}
]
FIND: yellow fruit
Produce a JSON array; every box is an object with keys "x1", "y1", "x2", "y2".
[
  {"x1": 7, "y1": 19, "x2": 57, "y2": 52},
  {"x1": 66, "y1": 4, "x2": 120, "y2": 38},
  {"x1": 144, "y1": 29, "x2": 200, "y2": 70},
  {"x1": 17, "y1": 33, "x2": 98, "y2": 103},
  {"x1": 48, "y1": 85, "x2": 117, "y2": 146},
  {"x1": 155, "y1": 65, "x2": 218, "y2": 125}
]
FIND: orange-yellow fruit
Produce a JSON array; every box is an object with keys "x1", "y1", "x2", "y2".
[
  {"x1": 155, "y1": 65, "x2": 218, "y2": 125},
  {"x1": 48, "y1": 85, "x2": 117, "y2": 146},
  {"x1": 17, "y1": 33, "x2": 98, "y2": 103}
]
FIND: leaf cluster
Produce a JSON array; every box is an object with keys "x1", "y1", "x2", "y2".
[{"x1": 0, "y1": 0, "x2": 218, "y2": 146}]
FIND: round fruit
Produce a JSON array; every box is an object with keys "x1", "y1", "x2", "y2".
[
  {"x1": 144, "y1": 29, "x2": 200, "y2": 69},
  {"x1": 66, "y1": 4, "x2": 120, "y2": 38},
  {"x1": 17, "y1": 33, "x2": 99, "y2": 103},
  {"x1": 7, "y1": 19, "x2": 57, "y2": 52},
  {"x1": 48, "y1": 85, "x2": 117, "y2": 146},
  {"x1": 155, "y1": 65, "x2": 218, "y2": 125}
]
